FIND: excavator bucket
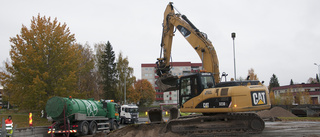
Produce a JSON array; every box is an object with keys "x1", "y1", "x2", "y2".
[
  {"x1": 169, "y1": 107, "x2": 180, "y2": 121},
  {"x1": 155, "y1": 75, "x2": 179, "y2": 92},
  {"x1": 148, "y1": 108, "x2": 163, "y2": 123}
]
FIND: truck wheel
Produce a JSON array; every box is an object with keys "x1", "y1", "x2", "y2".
[
  {"x1": 88, "y1": 121, "x2": 97, "y2": 135},
  {"x1": 121, "y1": 118, "x2": 125, "y2": 124},
  {"x1": 110, "y1": 121, "x2": 119, "y2": 131},
  {"x1": 79, "y1": 121, "x2": 89, "y2": 135}
]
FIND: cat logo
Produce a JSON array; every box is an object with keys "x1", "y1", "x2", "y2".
[
  {"x1": 251, "y1": 91, "x2": 267, "y2": 106},
  {"x1": 203, "y1": 102, "x2": 209, "y2": 108}
]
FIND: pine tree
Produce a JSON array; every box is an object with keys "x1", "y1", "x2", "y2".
[
  {"x1": 290, "y1": 79, "x2": 294, "y2": 85},
  {"x1": 268, "y1": 74, "x2": 280, "y2": 91},
  {"x1": 316, "y1": 74, "x2": 319, "y2": 83},
  {"x1": 99, "y1": 41, "x2": 118, "y2": 100}
]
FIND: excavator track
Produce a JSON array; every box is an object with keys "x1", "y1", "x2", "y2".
[{"x1": 165, "y1": 113, "x2": 264, "y2": 136}]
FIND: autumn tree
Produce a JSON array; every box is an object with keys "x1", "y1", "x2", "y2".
[
  {"x1": 247, "y1": 68, "x2": 258, "y2": 80},
  {"x1": 116, "y1": 52, "x2": 136, "y2": 103},
  {"x1": 268, "y1": 74, "x2": 280, "y2": 91},
  {"x1": 98, "y1": 41, "x2": 118, "y2": 100},
  {"x1": 93, "y1": 43, "x2": 105, "y2": 99},
  {"x1": 308, "y1": 77, "x2": 317, "y2": 84},
  {"x1": 269, "y1": 91, "x2": 280, "y2": 105},
  {"x1": 294, "y1": 86, "x2": 311, "y2": 104},
  {"x1": 127, "y1": 79, "x2": 155, "y2": 107},
  {"x1": 0, "y1": 15, "x2": 84, "y2": 111},
  {"x1": 283, "y1": 90, "x2": 294, "y2": 105},
  {"x1": 269, "y1": 91, "x2": 276, "y2": 105},
  {"x1": 77, "y1": 43, "x2": 95, "y2": 98}
]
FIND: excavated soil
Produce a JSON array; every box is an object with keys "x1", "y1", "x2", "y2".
[
  {"x1": 257, "y1": 107, "x2": 297, "y2": 119},
  {"x1": 107, "y1": 123, "x2": 183, "y2": 137}
]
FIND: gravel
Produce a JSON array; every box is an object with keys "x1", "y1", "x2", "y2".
[{"x1": 257, "y1": 107, "x2": 297, "y2": 119}]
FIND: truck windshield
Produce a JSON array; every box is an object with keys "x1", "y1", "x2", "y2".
[{"x1": 126, "y1": 108, "x2": 138, "y2": 113}]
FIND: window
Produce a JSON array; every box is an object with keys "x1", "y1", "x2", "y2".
[
  {"x1": 201, "y1": 76, "x2": 214, "y2": 89},
  {"x1": 148, "y1": 79, "x2": 153, "y2": 83},
  {"x1": 128, "y1": 108, "x2": 138, "y2": 113},
  {"x1": 181, "y1": 78, "x2": 191, "y2": 96}
]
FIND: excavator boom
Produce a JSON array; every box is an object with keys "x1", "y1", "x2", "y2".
[{"x1": 156, "y1": 2, "x2": 220, "y2": 92}]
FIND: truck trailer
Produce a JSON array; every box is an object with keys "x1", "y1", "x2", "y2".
[{"x1": 46, "y1": 96, "x2": 120, "y2": 136}]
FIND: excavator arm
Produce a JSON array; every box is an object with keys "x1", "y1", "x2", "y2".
[{"x1": 156, "y1": 2, "x2": 220, "y2": 91}]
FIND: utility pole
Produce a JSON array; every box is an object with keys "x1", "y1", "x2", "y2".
[{"x1": 231, "y1": 32, "x2": 237, "y2": 80}]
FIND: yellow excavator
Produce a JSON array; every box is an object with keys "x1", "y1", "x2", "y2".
[{"x1": 150, "y1": 2, "x2": 271, "y2": 134}]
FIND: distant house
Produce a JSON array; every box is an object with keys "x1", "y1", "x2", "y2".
[{"x1": 272, "y1": 83, "x2": 320, "y2": 104}]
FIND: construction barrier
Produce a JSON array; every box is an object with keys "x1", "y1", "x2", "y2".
[{"x1": 29, "y1": 113, "x2": 33, "y2": 127}]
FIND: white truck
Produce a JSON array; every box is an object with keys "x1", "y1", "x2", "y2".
[{"x1": 120, "y1": 104, "x2": 139, "y2": 124}]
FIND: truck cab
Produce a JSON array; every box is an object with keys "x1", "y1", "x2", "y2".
[{"x1": 120, "y1": 104, "x2": 139, "y2": 124}]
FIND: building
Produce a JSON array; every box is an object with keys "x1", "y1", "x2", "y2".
[
  {"x1": 272, "y1": 83, "x2": 320, "y2": 104},
  {"x1": 141, "y1": 62, "x2": 202, "y2": 105}
]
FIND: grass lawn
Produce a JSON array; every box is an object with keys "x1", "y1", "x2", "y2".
[
  {"x1": 0, "y1": 110, "x2": 51, "y2": 128},
  {"x1": 278, "y1": 117, "x2": 320, "y2": 121}
]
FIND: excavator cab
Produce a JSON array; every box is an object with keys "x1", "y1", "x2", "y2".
[{"x1": 179, "y1": 72, "x2": 214, "y2": 108}]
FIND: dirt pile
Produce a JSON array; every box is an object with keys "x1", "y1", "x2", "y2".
[
  {"x1": 107, "y1": 123, "x2": 183, "y2": 137},
  {"x1": 257, "y1": 107, "x2": 297, "y2": 119}
]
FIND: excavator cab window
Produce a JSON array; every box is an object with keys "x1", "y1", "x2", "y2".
[
  {"x1": 180, "y1": 76, "x2": 195, "y2": 106},
  {"x1": 200, "y1": 75, "x2": 214, "y2": 89}
]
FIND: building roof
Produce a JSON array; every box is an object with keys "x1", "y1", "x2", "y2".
[
  {"x1": 141, "y1": 62, "x2": 202, "y2": 67},
  {"x1": 273, "y1": 83, "x2": 320, "y2": 90}
]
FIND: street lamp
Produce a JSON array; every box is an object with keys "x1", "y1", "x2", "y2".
[
  {"x1": 123, "y1": 68, "x2": 127, "y2": 104},
  {"x1": 231, "y1": 32, "x2": 237, "y2": 80},
  {"x1": 314, "y1": 63, "x2": 320, "y2": 82}
]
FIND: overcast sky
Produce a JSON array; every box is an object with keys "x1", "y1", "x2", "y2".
[{"x1": 1, "y1": 0, "x2": 320, "y2": 86}]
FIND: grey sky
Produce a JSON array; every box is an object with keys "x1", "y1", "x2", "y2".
[{"x1": 1, "y1": 0, "x2": 320, "y2": 86}]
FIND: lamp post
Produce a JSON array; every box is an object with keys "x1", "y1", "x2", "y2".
[
  {"x1": 123, "y1": 68, "x2": 127, "y2": 104},
  {"x1": 124, "y1": 72, "x2": 127, "y2": 104},
  {"x1": 314, "y1": 63, "x2": 320, "y2": 82},
  {"x1": 231, "y1": 32, "x2": 237, "y2": 80}
]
